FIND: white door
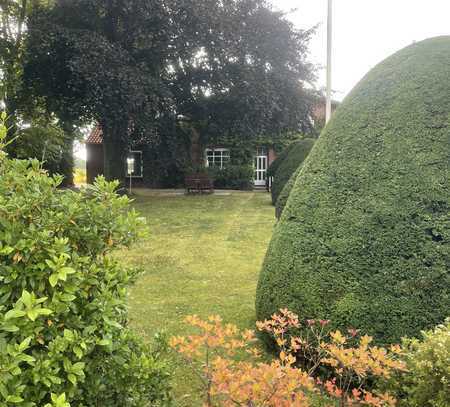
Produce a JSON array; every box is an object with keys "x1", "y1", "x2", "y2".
[{"x1": 254, "y1": 147, "x2": 268, "y2": 186}]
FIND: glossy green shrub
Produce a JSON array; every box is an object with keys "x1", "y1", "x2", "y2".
[
  {"x1": 270, "y1": 138, "x2": 315, "y2": 204},
  {"x1": 0, "y1": 119, "x2": 171, "y2": 406},
  {"x1": 275, "y1": 166, "x2": 301, "y2": 220},
  {"x1": 385, "y1": 320, "x2": 450, "y2": 407},
  {"x1": 256, "y1": 37, "x2": 450, "y2": 345}
]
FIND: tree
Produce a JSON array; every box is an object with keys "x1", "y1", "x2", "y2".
[
  {"x1": 167, "y1": 0, "x2": 316, "y2": 162},
  {"x1": 25, "y1": 0, "x2": 171, "y2": 182},
  {"x1": 24, "y1": 0, "x2": 316, "y2": 183},
  {"x1": 0, "y1": 0, "x2": 76, "y2": 185},
  {"x1": 256, "y1": 37, "x2": 450, "y2": 345}
]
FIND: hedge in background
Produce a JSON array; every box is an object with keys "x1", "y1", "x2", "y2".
[
  {"x1": 208, "y1": 164, "x2": 254, "y2": 190},
  {"x1": 266, "y1": 142, "x2": 297, "y2": 179},
  {"x1": 275, "y1": 166, "x2": 301, "y2": 220},
  {"x1": 0, "y1": 119, "x2": 171, "y2": 406},
  {"x1": 270, "y1": 138, "x2": 315, "y2": 205},
  {"x1": 256, "y1": 37, "x2": 450, "y2": 345}
]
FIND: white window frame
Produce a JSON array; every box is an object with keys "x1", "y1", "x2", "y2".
[
  {"x1": 205, "y1": 148, "x2": 230, "y2": 169},
  {"x1": 125, "y1": 150, "x2": 144, "y2": 178}
]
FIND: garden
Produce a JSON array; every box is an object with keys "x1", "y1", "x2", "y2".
[{"x1": 0, "y1": 0, "x2": 449, "y2": 406}]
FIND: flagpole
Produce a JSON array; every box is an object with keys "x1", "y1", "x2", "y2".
[{"x1": 326, "y1": 0, "x2": 333, "y2": 124}]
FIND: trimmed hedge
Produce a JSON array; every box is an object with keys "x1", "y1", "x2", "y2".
[
  {"x1": 275, "y1": 166, "x2": 301, "y2": 220},
  {"x1": 266, "y1": 143, "x2": 296, "y2": 178},
  {"x1": 208, "y1": 164, "x2": 254, "y2": 190},
  {"x1": 256, "y1": 37, "x2": 450, "y2": 345},
  {"x1": 270, "y1": 139, "x2": 315, "y2": 205}
]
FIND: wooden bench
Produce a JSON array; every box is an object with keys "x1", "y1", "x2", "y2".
[{"x1": 185, "y1": 174, "x2": 214, "y2": 194}]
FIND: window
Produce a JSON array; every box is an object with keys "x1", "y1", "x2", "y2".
[
  {"x1": 125, "y1": 151, "x2": 143, "y2": 178},
  {"x1": 205, "y1": 148, "x2": 230, "y2": 169}
]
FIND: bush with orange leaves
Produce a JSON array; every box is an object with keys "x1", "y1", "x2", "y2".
[{"x1": 170, "y1": 310, "x2": 405, "y2": 407}]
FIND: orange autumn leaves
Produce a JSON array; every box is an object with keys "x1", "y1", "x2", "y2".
[{"x1": 170, "y1": 310, "x2": 405, "y2": 407}]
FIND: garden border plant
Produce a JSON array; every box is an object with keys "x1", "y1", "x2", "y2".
[{"x1": 0, "y1": 115, "x2": 171, "y2": 406}]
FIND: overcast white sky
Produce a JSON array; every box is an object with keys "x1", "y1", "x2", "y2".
[{"x1": 275, "y1": 0, "x2": 450, "y2": 100}]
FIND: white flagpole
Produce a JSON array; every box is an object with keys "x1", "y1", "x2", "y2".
[{"x1": 326, "y1": 0, "x2": 333, "y2": 124}]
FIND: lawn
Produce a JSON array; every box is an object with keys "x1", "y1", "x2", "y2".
[{"x1": 119, "y1": 190, "x2": 275, "y2": 404}]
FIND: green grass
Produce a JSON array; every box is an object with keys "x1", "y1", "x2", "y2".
[{"x1": 120, "y1": 190, "x2": 275, "y2": 405}]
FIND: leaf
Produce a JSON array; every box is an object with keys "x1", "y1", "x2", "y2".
[
  {"x1": 60, "y1": 293, "x2": 76, "y2": 302},
  {"x1": 6, "y1": 395, "x2": 24, "y2": 403},
  {"x1": 97, "y1": 339, "x2": 111, "y2": 346},
  {"x1": 2, "y1": 323, "x2": 19, "y2": 332},
  {"x1": 4, "y1": 309, "x2": 26, "y2": 320},
  {"x1": 26, "y1": 309, "x2": 39, "y2": 321},
  {"x1": 0, "y1": 246, "x2": 14, "y2": 255},
  {"x1": 18, "y1": 336, "x2": 32, "y2": 352},
  {"x1": 21, "y1": 290, "x2": 32, "y2": 308},
  {"x1": 49, "y1": 273, "x2": 59, "y2": 287},
  {"x1": 68, "y1": 373, "x2": 77, "y2": 385},
  {"x1": 60, "y1": 267, "x2": 76, "y2": 275},
  {"x1": 37, "y1": 308, "x2": 53, "y2": 317}
]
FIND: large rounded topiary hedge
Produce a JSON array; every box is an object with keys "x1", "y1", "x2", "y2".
[
  {"x1": 256, "y1": 37, "x2": 450, "y2": 345},
  {"x1": 270, "y1": 138, "x2": 315, "y2": 205}
]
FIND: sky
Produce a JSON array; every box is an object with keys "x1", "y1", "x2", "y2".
[{"x1": 275, "y1": 0, "x2": 450, "y2": 100}]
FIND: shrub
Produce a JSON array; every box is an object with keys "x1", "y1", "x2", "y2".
[
  {"x1": 266, "y1": 142, "x2": 295, "y2": 178},
  {"x1": 270, "y1": 138, "x2": 315, "y2": 205},
  {"x1": 275, "y1": 166, "x2": 301, "y2": 219},
  {"x1": 0, "y1": 118, "x2": 171, "y2": 406},
  {"x1": 208, "y1": 164, "x2": 254, "y2": 190},
  {"x1": 170, "y1": 310, "x2": 403, "y2": 406},
  {"x1": 384, "y1": 319, "x2": 450, "y2": 407},
  {"x1": 256, "y1": 37, "x2": 450, "y2": 345}
]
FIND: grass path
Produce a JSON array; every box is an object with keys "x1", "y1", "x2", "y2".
[{"x1": 119, "y1": 191, "x2": 275, "y2": 405}]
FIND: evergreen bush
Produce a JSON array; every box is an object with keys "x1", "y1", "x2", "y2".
[
  {"x1": 275, "y1": 166, "x2": 301, "y2": 220},
  {"x1": 0, "y1": 117, "x2": 171, "y2": 406},
  {"x1": 256, "y1": 37, "x2": 450, "y2": 345},
  {"x1": 270, "y1": 139, "x2": 315, "y2": 205}
]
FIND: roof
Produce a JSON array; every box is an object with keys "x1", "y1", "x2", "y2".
[{"x1": 86, "y1": 126, "x2": 103, "y2": 144}]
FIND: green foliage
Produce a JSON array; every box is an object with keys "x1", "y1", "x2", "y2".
[
  {"x1": 266, "y1": 142, "x2": 296, "y2": 178},
  {"x1": 208, "y1": 165, "x2": 254, "y2": 190},
  {"x1": 270, "y1": 138, "x2": 315, "y2": 205},
  {"x1": 256, "y1": 37, "x2": 450, "y2": 345},
  {"x1": 384, "y1": 320, "x2": 450, "y2": 407},
  {"x1": 0, "y1": 119, "x2": 171, "y2": 405},
  {"x1": 6, "y1": 122, "x2": 74, "y2": 184},
  {"x1": 25, "y1": 0, "x2": 316, "y2": 181},
  {"x1": 275, "y1": 166, "x2": 301, "y2": 220}
]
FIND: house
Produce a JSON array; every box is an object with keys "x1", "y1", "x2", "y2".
[
  {"x1": 86, "y1": 127, "x2": 277, "y2": 188},
  {"x1": 85, "y1": 100, "x2": 338, "y2": 188}
]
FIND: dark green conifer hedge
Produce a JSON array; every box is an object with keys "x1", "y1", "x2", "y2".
[
  {"x1": 275, "y1": 166, "x2": 301, "y2": 220},
  {"x1": 256, "y1": 37, "x2": 450, "y2": 345},
  {"x1": 270, "y1": 139, "x2": 315, "y2": 205}
]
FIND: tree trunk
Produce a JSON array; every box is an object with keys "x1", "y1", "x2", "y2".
[
  {"x1": 102, "y1": 128, "x2": 127, "y2": 185},
  {"x1": 189, "y1": 125, "x2": 202, "y2": 168},
  {"x1": 60, "y1": 137, "x2": 75, "y2": 187}
]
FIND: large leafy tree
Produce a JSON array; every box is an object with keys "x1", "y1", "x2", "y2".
[
  {"x1": 25, "y1": 0, "x2": 316, "y2": 182},
  {"x1": 0, "y1": 0, "x2": 77, "y2": 185},
  {"x1": 168, "y1": 0, "x2": 315, "y2": 138},
  {"x1": 25, "y1": 0, "x2": 170, "y2": 181}
]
